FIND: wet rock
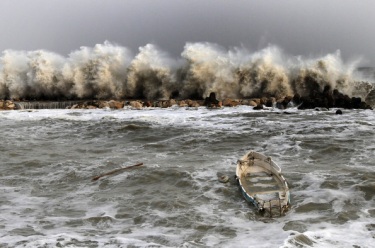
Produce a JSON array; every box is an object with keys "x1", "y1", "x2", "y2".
[
  {"x1": 158, "y1": 99, "x2": 177, "y2": 108},
  {"x1": 265, "y1": 97, "x2": 276, "y2": 107},
  {"x1": 276, "y1": 96, "x2": 294, "y2": 109},
  {"x1": 98, "y1": 101, "x2": 110, "y2": 109},
  {"x1": 276, "y1": 100, "x2": 285, "y2": 109},
  {"x1": 336, "y1": 109, "x2": 343, "y2": 115},
  {"x1": 153, "y1": 101, "x2": 163, "y2": 108},
  {"x1": 222, "y1": 98, "x2": 240, "y2": 107},
  {"x1": 169, "y1": 99, "x2": 177, "y2": 106},
  {"x1": 204, "y1": 92, "x2": 220, "y2": 108},
  {"x1": 187, "y1": 100, "x2": 201, "y2": 108},
  {"x1": 84, "y1": 101, "x2": 99, "y2": 108},
  {"x1": 292, "y1": 93, "x2": 301, "y2": 105},
  {"x1": 314, "y1": 107, "x2": 329, "y2": 111},
  {"x1": 218, "y1": 175, "x2": 229, "y2": 183},
  {"x1": 251, "y1": 98, "x2": 261, "y2": 105},
  {"x1": 283, "y1": 221, "x2": 307, "y2": 232},
  {"x1": 108, "y1": 100, "x2": 124, "y2": 109},
  {"x1": 3, "y1": 100, "x2": 16, "y2": 110},
  {"x1": 241, "y1": 99, "x2": 249, "y2": 105},
  {"x1": 260, "y1": 97, "x2": 268, "y2": 105},
  {"x1": 292, "y1": 233, "x2": 315, "y2": 247},
  {"x1": 163, "y1": 100, "x2": 171, "y2": 108},
  {"x1": 365, "y1": 88, "x2": 375, "y2": 108},
  {"x1": 248, "y1": 100, "x2": 258, "y2": 107},
  {"x1": 293, "y1": 87, "x2": 373, "y2": 110},
  {"x1": 253, "y1": 104, "x2": 264, "y2": 110},
  {"x1": 161, "y1": 101, "x2": 170, "y2": 108},
  {"x1": 143, "y1": 101, "x2": 152, "y2": 107},
  {"x1": 130, "y1": 101, "x2": 142, "y2": 109},
  {"x1": 178, "y1": 100, "x2": 188, "y2": 107}
]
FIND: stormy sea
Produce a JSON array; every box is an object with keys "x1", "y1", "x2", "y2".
[{"x1": 0, "y1": 42, "x2": 375, "y2": 247}]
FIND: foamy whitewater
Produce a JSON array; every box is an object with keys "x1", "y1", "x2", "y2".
[
  {"x1": 0, "y1": 42, "x2": 374, "y2": 101},
  {"x1": 0, "y1": 106, "x2": 374, "y2": 247}
]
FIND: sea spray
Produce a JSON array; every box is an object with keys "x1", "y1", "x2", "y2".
[
  {"x1": 0, "y1": 42, "x2": 373, "y2": 101},
  {"x1": 236, "y1": 46, "x2": 291, "y2": 99},
  {"x1": 290, "y1": 51, "x2": 362, "y2": 97},
  {"x1": 126, "y1": 44, "x2": 180, "y2": 99},
  {"x1": 63, "y1": 41, "x2": 132, "y2": 100},
  {"x1": 0, "y1": 50, "x2": 32, "y2": 100},
  {"x1": 28, "y1": 50, "x2": 67, "y2": 100},
  {"x1": 180, "y1": 42, "x2": 239, "y2": 99}
]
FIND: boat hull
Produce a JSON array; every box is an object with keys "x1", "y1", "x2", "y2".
[{"x1": 236, "y1": 151, "x2": 290, "y2": 216}]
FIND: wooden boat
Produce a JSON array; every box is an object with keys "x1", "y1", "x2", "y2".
[{"x1": 236, "y1": 151, "x2": 290, "y2": 217}]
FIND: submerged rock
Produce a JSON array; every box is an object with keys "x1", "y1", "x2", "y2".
[{"x1": 218, "y1": 175, "x2": 229, "y2": 183}]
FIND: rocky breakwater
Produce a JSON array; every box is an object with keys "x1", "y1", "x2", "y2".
[
  {"x1": 0, "y1": 100, "x2": 16, "y2": 110},
  {"x1": 292, "y1": 86, "x2": 373, "y2": 110},
  {"x1": 203, "y1": 89, "x2": 373, "y2": 110},
  {"x1": 0, "y1": 99, "x2": 205, "y2": 110},
  {"x1": 1, "y1": 88, "x2": 373, "y2": 110},
  {"x1": 70, "y1": 100, "x2": 125, "y2": 110}
]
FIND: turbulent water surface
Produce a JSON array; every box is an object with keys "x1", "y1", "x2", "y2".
[{"x1": 0, "y1": 106, "x2": 374, "y2": 247}]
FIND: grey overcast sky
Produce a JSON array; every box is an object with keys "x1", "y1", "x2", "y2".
[{"x1": 0, "y1": 0, "x2": 374, "y2": 65}]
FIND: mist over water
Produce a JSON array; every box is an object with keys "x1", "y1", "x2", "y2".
[{"x1": 0, "y1": 41, "x2": 373, "y2": 101}]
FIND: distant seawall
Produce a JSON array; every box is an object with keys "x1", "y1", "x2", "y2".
[{"x1": 1, "y1": 92, "x2": 373, "y2": 111}]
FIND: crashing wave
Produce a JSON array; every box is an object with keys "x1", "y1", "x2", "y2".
[{"x1": 0, "y1": 41, "x2": 373, "y2": 101}]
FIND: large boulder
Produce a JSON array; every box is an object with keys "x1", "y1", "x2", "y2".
[
  {"x1": 204, "y1": 92, "x2": 220, "y2": 107},
  {"x1": 292, "y1": 94, "x2": 302, "y2": 106},
  {"x1": 253, "y1": 104, "x2": 264, "y2": 110},
  {"x1": 187, "y1": 100, "x2": 201, "y2": 108},
  {"x1": 248, "y1": 100, "x2": 258, "y2": 107},
  {"x1": 98, "y1": 101, "x2": 110, "y2": 109},
  {"x1": 108, "y1": 100, "x2": 124, "y2": 109},
  {"x1": 130, "y1": 101, "x2": 142, "y2": 109},
  {"x1": 4, "y1": 100, "x2": 16, "y2": 110},
  {"x1": 178, "y1": 100, "x2": 189, "y2": 107},
  {"x1": 250, "y1": 98, "x2": 261, "y2": 105},
  {"x1": 265, "y1": 97, "x2": 276, "y2": 107},
  {"x1": 143, "y1": 101, "x2": 152, "y2": 107},
  {"x1": 365, "y1": 88, "x2": 375, "y2": 108},
  {"x1": 222, "y1": 98, "x2": 240, "y2": 107},
  {"x1": 160, "y1": 99, "x2": 177, "y2": 108}
]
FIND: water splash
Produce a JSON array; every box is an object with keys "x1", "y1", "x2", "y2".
[
  {"x1": 126, "y1": 44, "x2": 180, "y2": 99},
  {"x1": 0, "y1": 41, "x2": 373, "y2": 101},
  {"x1": 63, "y1": 41, "x2": 132, "y2": 100}
]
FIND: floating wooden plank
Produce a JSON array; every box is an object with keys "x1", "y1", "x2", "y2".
[{"x1": 92, "y1": 162, "x2": 143, "y2": 181}]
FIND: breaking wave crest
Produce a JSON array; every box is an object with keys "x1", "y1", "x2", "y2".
[{"x1": 0, "y1": 41, "x2": 373, "y2": 100}]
